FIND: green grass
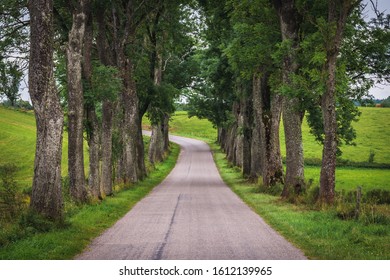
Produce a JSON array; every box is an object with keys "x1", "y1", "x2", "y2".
[
  {"x1": 0, "y1": 106, "x2": 88, "y2": 188},
  {"x1": 279, "y1": 107, "x2": 390, "y2": 164},
  {"x1": 211, "y1": 143, "x2": 390, "y2": 259},
  {"x1": 143, "y1": 111, "x2": 217, "y2": 141},
  {"x1": 0, "y1": 143, "x2": 180, "y2": 259}
]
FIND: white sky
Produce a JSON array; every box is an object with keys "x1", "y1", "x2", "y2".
[{"x1": 19, "y1": 0, "x2": 390, "y2": 102}]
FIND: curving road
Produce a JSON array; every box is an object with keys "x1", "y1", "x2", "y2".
[{"x1": 77, "y1": 134, "x2": 306, "y2": 260}]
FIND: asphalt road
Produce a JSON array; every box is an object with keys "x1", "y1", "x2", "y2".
[{"x1": 77, "y1": 134, "x2": 306, "y2": 260}]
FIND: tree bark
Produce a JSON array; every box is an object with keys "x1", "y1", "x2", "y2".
[
  {"x1": 83, "y1": 2, "x2": 101, "y2": 199},
  {"x1": 320, "y1": 0, "x2": 354, "y2": 203},
  {"x1": 67, "y1": 0, "x2": 88, "y2": 203},
  {"x1": 250, "y1": 74, "x2": 263, "y2": 180},
  {"x1": 273, "y1": 0, "x2": 305, "y2": 197},
  {"x1": 101, "y1": 100, "x2": 114, "y2": 194},
  {"x1": 252, "y1": 72, "x2": 284, "y2": 187},
  {"x1": 96, "y1": 8, "x2": 115, "y2": 196},
  {"x1": 149, "y1": 52, "x2": 166, "y2": 164},
  {"x1": 28, "y1": 0, "x2": 64, "y2": 220},
  {"x1": 242, "y1": 95, "x2": 252, "y2": 177},
  {"x1": 120, "y1": 54, "x2": 146, "y2": 183}
]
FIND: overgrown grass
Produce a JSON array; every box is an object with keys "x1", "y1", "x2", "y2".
[
  {"x1": 210, "y1": 143, "x2": 390, "y2": 259},
  {"x1": 0, "y1": 143, "x2": 180, "y2": 259}
]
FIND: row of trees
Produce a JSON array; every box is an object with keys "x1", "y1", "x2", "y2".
[
  {"x1": 1, "y1": 0, "x2": 199, "y2": 221},
  {"x1": 189, "y1": 0, "x2": 389, "y2": 203},
  {"x1": 1, "y1": 0, "x2": 389, "y2": 221}
]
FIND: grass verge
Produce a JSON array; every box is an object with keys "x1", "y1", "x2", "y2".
[
  {"x1": 0, "y1": 143, "x2": 180, "y2": 260},
  {"x1": 210, "y1": 142, "x2": 390, "y2": 259}
]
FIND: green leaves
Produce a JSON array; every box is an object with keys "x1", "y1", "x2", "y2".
[{"x1": 85, "y1": 62, "x2": 122, "y2": 104}]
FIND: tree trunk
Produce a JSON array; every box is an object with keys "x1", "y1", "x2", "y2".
[
  {"x1": 283, "y1": 97, "x2": 304, "y2": 196},
  {"x1": 250, "y1": 74, "x2": 263, "y2": 180},
  {"x1": 274, "y1": 0, "x2": 305, "y2": 197},
  {"x1": 96, "y1": 8, "x2": 115, "y2": 196},
  {"x1": 101, "y1": 100, "x2": 114, "y2": 195},
  {"x1": 320, "y1": 0, "x2": 353, "y2": 204},
  {"x1": 148, "y1": 52, "x2": 166, "y2": 164},
  {"x1": 252, "y1": 72, "x2": 284, "y2": 187},
  {"x1": 86, "y1": 104, "x2": 101, "y2": 199},
  {"x1": 67, "y1": 0, "x2": 88, "y2": 203},
  {"x1": 242, "y1": 96, "x2": 252, "y2": 177},
  {"x1": 263, "y1": 90, "x2": 284, "y2": 187},
  {"x1": 83, "y1": 3, "x2": 101, "y2": 199},
  {"x1": 120, "y1": 56, "x2": 146, "y2": 183},
  {"x1": 162, "y1": 113, "x2": 170, "y2": 152},
  {"x1": 28, "y1": 0, "x2": 64, "y2": 220},
  {"x1": 149, "y1": 124, "x2": 165, "y2": 164}
]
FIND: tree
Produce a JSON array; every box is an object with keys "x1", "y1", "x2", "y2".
[
  {"x1": 225, "y1": 0, "x2": 284, "y2": 186},
  {"x1": 319, "y1": 0, "x2": 359, "y2": 204},
  {"x1": 0, "y1": 61, "x2": 22, "y2": 106},
  {"x1": 272, "y1": 0, "x2": 305, "y2": 197},
  {"x1": 28, "y1": 0, "x2": 64, "y2": 220},
  {"x1": 67, "y1": 0, "x2": 88, "y2": 203},
  {"x1": 82, "y1": 0, "x2": 101, "y2": 200}
]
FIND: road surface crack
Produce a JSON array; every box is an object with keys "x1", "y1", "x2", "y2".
[{"x1": 153, "y1": 194, "x2": 182, "y2": 260}]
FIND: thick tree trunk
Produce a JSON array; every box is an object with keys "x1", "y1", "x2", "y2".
[
  {"x1": 67, "y1": 0, "x2": 88, "y2": 203},
  {"x1": 148, "y1": 52, "x2": 167, "y2": 164},
  {"x1": 234, "y1": 96, "x2": 252, "y2": 177},
  {"x1": 263, "y1": 91, "x2": 284, "y2": 187},
  {"x1": 252, "y1": 72, "x2": 284, "y2": 187},
  {"x1": 121, "y1": 57, "x2": 146, "y2": 183},
  {"x1": 96, "y1": 8, "x2": 115, "y2": 196},
  {"x1": 274, "y1": 0, "x2": 305, "y2": 197},
  {"x1": 83, "y1": 4, "x2": 101, "y2": 199},
  {"x1": 320, "y1": 0, "x2": 353, "y2": 204},
  {"x1": 86, "y1": 104, "x2": 101, "y2": 199},
  {"x1": 28, "y1": 0, "x2": 64, "y2": 220},
  {"x1": 283, "y1": 97, "x2": 304, "y2": 196},
  {"x1": 149, "y1": 124, "x2": 165, "y2": 164},
  {"x1": 217, "y1": 127, "x2": 227, "y2": 147}
]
